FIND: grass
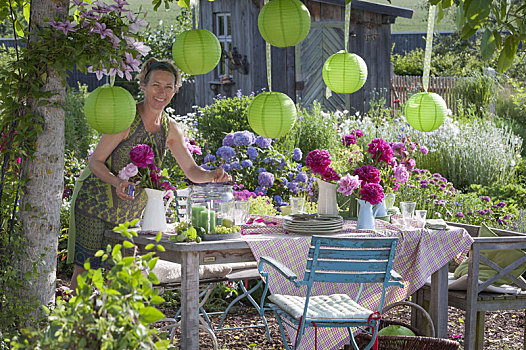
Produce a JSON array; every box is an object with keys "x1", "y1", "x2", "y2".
[{"x1": 125, "y1": 0, "x2": 457, "y2": 33}]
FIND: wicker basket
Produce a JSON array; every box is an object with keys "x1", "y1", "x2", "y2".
[{"x1": 353, "y1": 301, "x2": 460, "y2": 350}]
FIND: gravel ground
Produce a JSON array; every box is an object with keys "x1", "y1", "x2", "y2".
[{"x1": 158, "y1": 304, "x2": 525, "y2": 350}]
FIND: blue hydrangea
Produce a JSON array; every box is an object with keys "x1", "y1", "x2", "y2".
[
  {"x1": 232, "y1": 161, "x2": 242, "y2": 169},
  {"x1": 216, "y1": 146, "x2": 236, "y2": 161},
  {"x1": 293, "y1": 148, "x2": 302, "y2": 161},
  {"x1": 274, "y1": 195, "x2": 284, "y2": 206},
  {"x1": 296, "y1": 163, "x2": 303, "y2": 171},
  {"x1": 204, "y1": 154, "x2": 216, "y2": 163},
  {"x1": 247, "y1": 146, "x2": 258, "y2": 160},
  {"x1": 221, "y1": 163, "x2": 231, "y2": 172},
  {"x1": 263, "y1": 157, "x2": 271, "y2": 164},
  {"x1": 241, "y1": 160, "x2": 253, "y2": 168},
  {"x1": 258, "y1": 172, "x2": 275, "y2": 187},
  {"x1": 200, "y1": 164, "x2": 212, "y2": 170},
  {"x1": 255, "y1": 136, "x2": 272, "y2": 148},
  {"x1": 254, "y1": 186, "x2": 267, "y2": 195},
  {"x1": 258, "y1": 167, "x2": 267, "y2": 173},
  {"x1": 279, "y1": 176, "x2": 289, "y2": 186},
  {"x1": 295, "y1": 172, "x2": 308, "y2": 183},
  {"x1": 233, "y1": 131, "x2": 256, "y2": 146},
  {"x1": 287, "y1": 181, "x2": 299, "y2": 194},
  {"x1": 280, "y1": 157, "x2": 287, "y2": 166},
  {"x1": 222, "y1": 133, "x2": 235, "y2": 146}
]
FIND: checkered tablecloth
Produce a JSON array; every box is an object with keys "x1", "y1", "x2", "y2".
[{"x1": 241, "y1": 216, "x2": 474, "y2": 349}]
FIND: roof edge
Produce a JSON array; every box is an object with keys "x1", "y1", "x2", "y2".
[{"x1": 311, "y1": 0, "x2": 414, "y2": 19}]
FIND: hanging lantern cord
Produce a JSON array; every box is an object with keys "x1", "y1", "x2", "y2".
[
  {"x1": 344, "y1": 1, "x2": 351, "y2": 53},
  {"x1": 264, "y1": 0, "x2": 272, "y2": 92},
  {"x1": 422, "y1": 5, "x2": 436, "y2": 92}
]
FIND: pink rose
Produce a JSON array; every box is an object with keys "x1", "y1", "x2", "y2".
[{"x1": 130, "y1": 144, "x2": 154, "y2": 168}]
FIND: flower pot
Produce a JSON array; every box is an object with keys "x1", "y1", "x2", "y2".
[
  {"x1": 316, "y1": 178, "x2": 338, "y2": 215},
  {"x1": 373, "y1": 193, "x2": 395, "y2": 218},
  {"x1": 356, "y1": 199, "x2": 375, "y2": 230},
  {"x1": 141, "y1": 188, "x2": 174, "y2": 232}
]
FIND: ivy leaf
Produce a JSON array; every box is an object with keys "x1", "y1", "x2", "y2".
[
  {"x1": 480, "y1": 29, "x2": 496, "y2": 61},
  {"x1": 139, "y1": 306, "x2": 165, "y2": 323}
]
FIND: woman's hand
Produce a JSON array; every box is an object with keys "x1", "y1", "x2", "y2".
[
  {"x1": 210, "y1": 168, "x2": 232, "y2": 183},
  {"x1": 115, "y1": 179, "x2": 135, "y2": 201}
]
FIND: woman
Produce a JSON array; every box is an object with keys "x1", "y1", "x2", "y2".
[{"x1": 67, "y1": 58, "x2": 230, "y2": 291}]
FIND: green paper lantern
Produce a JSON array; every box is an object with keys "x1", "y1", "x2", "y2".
[
  {"x1": 405, "y1": 92, "x2": 447, "y2": 132},
  {"x1": 258, "y1": 0, "x2": 311, "y2": 47},
  {"x1": 247, "y1": 92, "x2": 297, "y2": 138},
  {"x1": 322, "y1": 51, "x2": 368, "y2": 94},
  {"x1": 84, "y1": 85, "x2": 136, "y2": 135},
  {"x1": 172, "y1": 29, "x2": 221, "y2": 75}
]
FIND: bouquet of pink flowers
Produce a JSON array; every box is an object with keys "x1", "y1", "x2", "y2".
[{"x1": 118, "y1": 144, "x2": 175, "y2": 192}]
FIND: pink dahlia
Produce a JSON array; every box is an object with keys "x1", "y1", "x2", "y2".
[
  {"x1": 367, "y1": 138, "x2": 394, "y2": 164},
  {"x1": 305, "y1": 149, "x2": 331, "y2": 175},
  {"x1": 337, "y1": 174, "x2": 361, "y2": 196},
  {"x1": 353, "y1": 165, "x2": 381, "y2": 184},
  {"x1": 360, "y1": 182, "x2": 384, "y2": 205},
  {"x1": 130, "y1": 144, "x2": 154, "y2": 168}
]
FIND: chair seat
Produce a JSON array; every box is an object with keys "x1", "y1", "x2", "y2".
[{"x1": 269, "y1": 293, "x2": 373, "y2": 320}]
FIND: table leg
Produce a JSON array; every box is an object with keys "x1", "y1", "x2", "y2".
[
  {"x1": 181, "y1": 251, "x2": 200, "y2": 349},
  {"x1": 430, "y1": 263, "x2": 449, "y2": 338}
]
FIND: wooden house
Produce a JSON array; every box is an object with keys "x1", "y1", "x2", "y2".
[{"x1": 194, "y1": 0, "x2": 413, "y2": 113}]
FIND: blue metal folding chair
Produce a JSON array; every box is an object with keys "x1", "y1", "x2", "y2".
[{"x1": 258, "y1": 236, "x2": 404, "y2": 350}]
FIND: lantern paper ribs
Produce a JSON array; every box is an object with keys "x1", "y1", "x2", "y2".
[
  {"x1": 84, "y1": 85, "x2": 136, "y2": 135},
  {"x1": 405, "y1": 92, "x2": 447, "y2": 132},
  {"x1": 172, "y1": 29, "x2": 221, "y2": 75},
  {"x1": 247, "y1": 92, "x2": 297, "y2": 139},
  {"x1": 323, "y1": 51, "x2": 368, "y2": 94},
  {"x1": 258, "y1": 0, "x2": 311, "y2": 48}
]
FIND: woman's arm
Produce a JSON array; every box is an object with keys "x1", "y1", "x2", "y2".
[
  {"x1": 89, "y1": 129, "x2": 135, "y2": 200},
  {"x1": 166, "y1": 118, "x2": 231, "y2": 183}
]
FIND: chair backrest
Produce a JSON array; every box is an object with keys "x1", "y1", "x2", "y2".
[
  {"x1": 305, "y1": 236, "x2": 399, "y2": 285},
  {"x1": 174, "y1": 188, "x2": 189, "y2": 222}
]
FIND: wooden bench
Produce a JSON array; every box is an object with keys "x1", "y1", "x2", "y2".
[{"x1": 414, "y1": 222, "x2": 526, "y2": 350}]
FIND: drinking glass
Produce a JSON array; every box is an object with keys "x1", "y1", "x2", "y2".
[
  {"x1": 400, "y1": 201, "x2": 416, "y2": 229},
  {"x1": 415, "y1": 210, "x2": 427, "y2": 228},
  {"x1": 290, "y1": 197, "x2": 305, "y2": 214},
  {"x1": 233, "y1": 200, "x2": 250, "y2": 225}
]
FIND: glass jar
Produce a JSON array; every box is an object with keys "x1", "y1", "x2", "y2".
[{"x1": 188, "y1": 183, "x2": 234, "y2": 233}]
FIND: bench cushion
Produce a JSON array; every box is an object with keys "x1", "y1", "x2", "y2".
[
  {"x1": 454, "y1": 223, "x2": 526, "y2": 286},
  {"x1": 152, "y1": 260, "x2": 232, "y2": 284}
]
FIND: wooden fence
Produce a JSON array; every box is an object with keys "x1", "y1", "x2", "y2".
[{"x1": 391, "y1": 75, "x2": 462, "y2": 113}]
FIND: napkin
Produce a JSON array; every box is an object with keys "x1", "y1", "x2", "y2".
[{"x1": 425, "y1": 218, "x2": 448, "y2": 230}]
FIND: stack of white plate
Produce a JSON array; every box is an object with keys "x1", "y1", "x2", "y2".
[{"x1": 283, "y1": 214, "x2": 344, "y2": 234}]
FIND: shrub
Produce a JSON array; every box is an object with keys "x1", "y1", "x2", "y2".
[
  {"x1": 453, "y1": 72, "x2": 494, "y2": 118},
  {"x1": 196, "y1": 93, "x2": 254, "y2": 153},
  {"x1": 341, "y1": 115, "x2": 523, "y2": 190},
  {"x1": 12, "y1": 222, "x2": 169, "y2": 349},
  {"x1": 64, "y1": 84, "x2": 98, "y2": 157}
]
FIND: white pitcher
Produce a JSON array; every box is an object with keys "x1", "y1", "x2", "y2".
[{"x1": 141, "y1": 188, "x2": 174, "y2": 232}]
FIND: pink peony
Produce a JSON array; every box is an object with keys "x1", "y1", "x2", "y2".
[
  {"x1": 118, "y1": 163, "x2": 138, "y2": 180},
  {"x1": 353, "y1": 165, "x2": 381, "y2": 184},
  {"x1": 405, "y1": 158, "x2": 416, "y2": 171},
  {"x1": 321, "y1": 167, "x2": 341, "y2": 182},
  {"x1": 305, "y1": 149, "x2": 331, "y2": 175},
  {"x1": 342, "y1": 134, "x2": 356, "y2": 146},
  {"x1": 130, "y1": 144, "x2": 154, "y2": 168},
  {"x1": 393, "y1": 164, "x2": 409, "y2": 184},
  {"x1": 337, "y1": 174, "x2": 361, "y2": 196},
  {"x1": 360, "y1": 182, "x2": 384, "y2": 205},
  {"x1": 367, "y1": 138, "x2": 394, "y2": 164}
]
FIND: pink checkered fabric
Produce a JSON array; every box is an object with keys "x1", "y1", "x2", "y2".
[{"x1": 244, "y1": 216, "x2": 473, "y2": 349}]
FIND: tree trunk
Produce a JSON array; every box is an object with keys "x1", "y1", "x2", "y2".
[{"x1": 18, "y1": 0, "x2": 68, "y2": 312}]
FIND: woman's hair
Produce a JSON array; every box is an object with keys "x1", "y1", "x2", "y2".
[{"x1": 138, "y1": 58, "x2": 182, "y2": 87}]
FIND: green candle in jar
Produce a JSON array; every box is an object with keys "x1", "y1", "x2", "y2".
[
  {"x1": 200, "y1": 210, "x2": 216, "y2": 233},
  {"x1": 191, "y1": 205, "x2": 206, "y2": 228}
]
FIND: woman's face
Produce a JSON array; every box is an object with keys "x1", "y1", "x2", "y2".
[{"x1": 141, "y1": 69, "x2": 178, "y2": 111}]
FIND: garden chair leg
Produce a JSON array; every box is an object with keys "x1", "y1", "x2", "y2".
[
  {"x1": 464, "y1": 304, "x2": 478, "y2": 350},
  {"x1": 475, "y1": 311, "x2": 485, "y2": 350}
]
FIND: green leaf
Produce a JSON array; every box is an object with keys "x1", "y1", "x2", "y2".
[
  {"x1": 186, "y1": 226, "x2": 197, "y2": 240},
  {"x1": 155, "y1": 232, "x2": 162, "y2": 242},
  {"x1": 345, "y1": 0, "x2": 352, "y2": 4},
  {"x1": 480, "y1": 29, "x2": 496, "y2": 60},
  {"x1": 178, "y1": 0, "x2": 190, "y2": 8},
  {"x1": 148, "y1": 257, "x2": 159, "y2": 270},
  {"x1": 92, "y1": 269, "x2": 104, "y2": 290},
  {"x1": 148, "y1": 271, "x2": 160, "y2": 284},
  {"x1": 123, "y1": 240, "x2": 134, "y2": 249},
  {"x1": 139, "y1": 306, "x2": 165, "y2": 323},
  {"x1": 23, "y1": 2, "x2": 30, "y2": 23},
  {"x1": 14, "y1": 19, "x2": 24, "y2": 37},
  {"x1": 156, "y1": 245, "x2": 165, "y2": 252},
  {"x1": 497, "y1": 35, "x2": 518, "y2": 73},
  {"x1": 95, "y1": 250, "x2": 104, "y2": 257},
  {"x1": 460, "y1": 24, "x2": 477, "y2": 39},
  {"x1": 145, "y1": 243, "x2": 155, "y2": 250}
]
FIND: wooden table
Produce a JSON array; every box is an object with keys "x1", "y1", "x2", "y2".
[{"x1": 106, "y1": 226, "x2": 466, "y2": 348}]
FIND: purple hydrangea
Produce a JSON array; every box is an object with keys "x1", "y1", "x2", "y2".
[
  {"x1": 247, "y1": 146, "x2": 258, "y2": 160},
  {"x1": 233, "y1": 131, "x2": 256, "y2": 146},
  {"x1": 254, "y1": 186, "x2": 267, "y2": 195},
  {"x1": 287, "y1": 181, "x2": 299, "y2": 194},
  {"x1": 221, "y1": 163, "x2": 231, "y2": 172},
  {"x1": 241, "y1": 160, "x2": 253, "y2": 168},
  {"x1": 258, "y1": 171, "x2": 275, "y2": 187},
  {"x1": 216, "y1": 146, "x2": 236, "y2": 161},
  {"x1": 232, "y1": 161, "x2": 242, "y2": 169},
  {"x1": 258, "y1": 167, "x2": 267, "y2": 173},
  {"x1": 200, "y1": 164, "x2": 213, "y2": 170},
  {"x1": 293, "y1": 148, "x2": 302, "y2": 161},
  {"x1": 222, "y1": 133, "x2": 235, "y2": 146},
  {"x1": 204, "y1": 154, "x2": 216, "y2": 163},
  {"x1": 295, "y1": 172, "x2": 308, "y2": 183},
  {"x1": 255, "y1": 136, "x2": 272, "y2": 148},
  {"x1": 274, "y1": 195, "x2": 284, "y2": 206},
  {"x1": 263, "y1": 157, "x2": 271, "y2": 164}
]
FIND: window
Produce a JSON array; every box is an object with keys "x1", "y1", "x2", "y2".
[{"x1": 214, "y1": 13, "x2": 232, "y2": 78}]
